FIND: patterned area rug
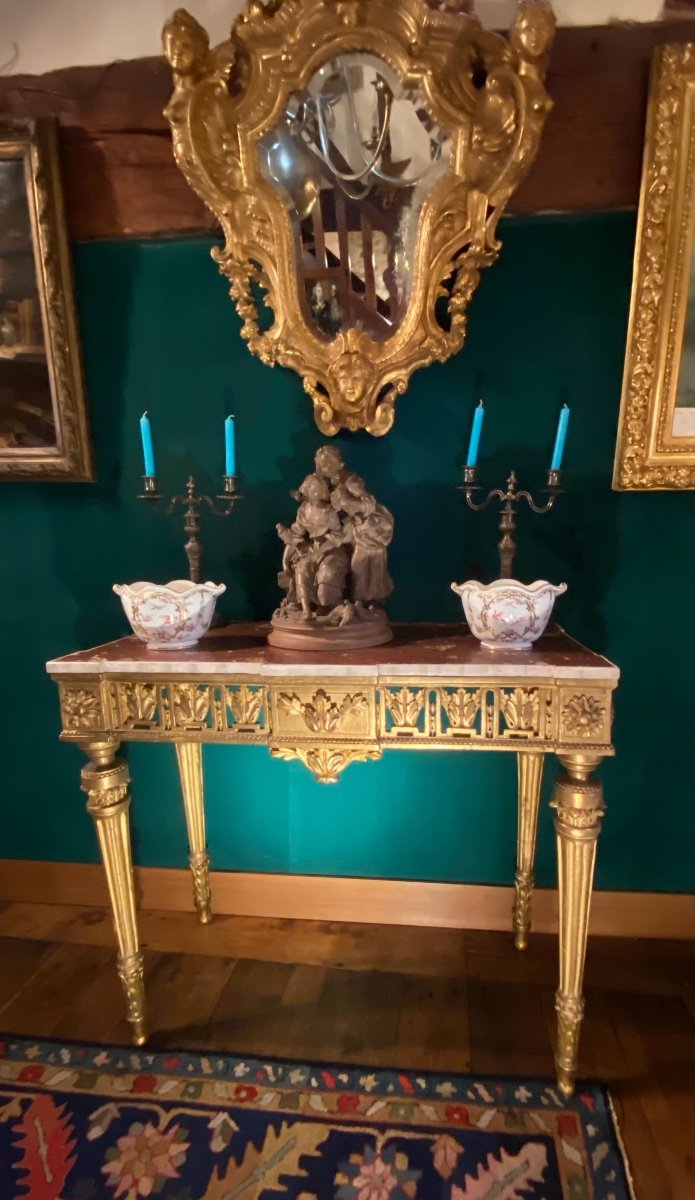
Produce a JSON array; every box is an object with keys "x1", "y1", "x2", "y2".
[{"x1": 0, "y1": 1035, "x2": 633, "y2": 1199}]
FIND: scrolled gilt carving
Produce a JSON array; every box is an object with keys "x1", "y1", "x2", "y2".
[{"x1": 163, "y1": 0, "x2": 554, "y2": 435}]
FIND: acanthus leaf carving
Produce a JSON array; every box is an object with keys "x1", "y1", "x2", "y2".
[
  {"x1": 384, "y1": 687, "x2": 425, "y2": 729},
  {"x1": 443, "y1": 688, "x2": 481, "y2": 731},
  {"x1": 277, "y1": 688, "x2": 367, "y2": 733},
  {"x1": 270, "y1": 744, "x2": 380, "y2": 782},
  {"x1": 501, "y1": 687, "x2": 540, "y2": 734},
  {"x1": 227, "y1": 685, "x2": 264, "y2": 727},
  {"x1": 171, "y1": 684, "x2": 211, "y2": 726}
]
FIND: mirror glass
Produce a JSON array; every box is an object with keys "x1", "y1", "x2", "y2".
[
  {"x1": 259, "y1": 52, "x2": 450, "y2": 342},
  {"x1": 673, "y1": 239, "x2": 695, "y2": 439}
]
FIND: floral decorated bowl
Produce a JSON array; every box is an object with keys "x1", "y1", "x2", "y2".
[
  {"x1": 451, "y1": 578, "x2": 567, "y2": 650},
  {"x1": 113, "y1": 580, "x2": 225, "y2": 650}
]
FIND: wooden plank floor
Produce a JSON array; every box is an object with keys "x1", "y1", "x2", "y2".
[{"x1": 0, "y1": 902, "x2": 693, "y2": 1199}]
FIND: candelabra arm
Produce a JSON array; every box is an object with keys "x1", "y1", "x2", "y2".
[
  {"x1": 464, "y1": 487, "x2": 507, "y2": 513},
  {"x1": 458, "y1": 466, "x2": 564, "y2": 581},
  {"x1": 517, "y1": 489, "x2": 557, "y2": 515},
  {"x1": 137, "y1": 473, "x2": 243, "y2": 585}
]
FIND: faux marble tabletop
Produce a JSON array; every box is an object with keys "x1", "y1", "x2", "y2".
[{"x1": 46, "y1": 623, "x2": 619, "y2": 681}]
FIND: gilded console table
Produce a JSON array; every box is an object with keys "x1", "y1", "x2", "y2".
[{"x1": 47, "y1": 622, "x2": 618, "y2": 1094}]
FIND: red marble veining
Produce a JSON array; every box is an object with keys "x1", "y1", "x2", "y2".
[{"x1": 48, "y1": 622, "x2": 616, "y2": 672}]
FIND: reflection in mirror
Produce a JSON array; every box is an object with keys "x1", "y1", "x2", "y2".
[
  {"x1": 673, "y1": 244, "x2": 695, "y2": 438},
  {"x1": 260, "y1": 53, "x2": 450, "y2": 343}
]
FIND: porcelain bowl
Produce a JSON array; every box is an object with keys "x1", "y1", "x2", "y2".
[
  {"x1": 113, "y1": 580, "x2": 225, "y2": 650},
  {"x1": 450, "y1": 578, "x2": 567, "y2": 650}
]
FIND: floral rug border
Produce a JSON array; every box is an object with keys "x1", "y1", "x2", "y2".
[{"x1": 0, "y1": 1033, "x2": 634, "y2": 1200}]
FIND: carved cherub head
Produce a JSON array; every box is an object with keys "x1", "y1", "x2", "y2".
[
  {"x1": 329, "y1": 351, "x2": 375, "y2": 411},
  {"x1": 510, "y1": 0, "x2": 556, "y2": 66},
  {"x1": 163, "y1": 8, "x2": 211, "y2": 77}
]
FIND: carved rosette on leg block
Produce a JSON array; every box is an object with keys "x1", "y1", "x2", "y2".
[
  {"x1": 80, "y1": 741, "x2": 146, "y2": 1045},
  {"x1": 514, "y1": 751, "x2": 544, "y2": 950},
  {"x1": 175, "y1": 743, "x2": 212, "y2": 923},
  {"x1": 551, "y1": 752, "x2": 605, "y2": 1095}
]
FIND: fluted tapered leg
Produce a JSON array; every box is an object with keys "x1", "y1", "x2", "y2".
[
  {"x1": 175, "y1": 742, "x2": 212, "y2": 923},
  {"x1": 552, "y1": 752, "x2": 605, "y2": 1095},
  {"x1": 80, "y1": 739, "x2": 146, "y2": 1045},
  {"x1": 513, "y1": 751, "x2": 544, "y2": 950}
]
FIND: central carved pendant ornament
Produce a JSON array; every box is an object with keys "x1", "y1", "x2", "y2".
[{"x1": 163, "y1": 0, "x2": 555, "y2": 435}]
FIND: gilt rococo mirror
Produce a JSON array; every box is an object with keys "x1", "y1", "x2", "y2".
[{"x1": 163, "y1": 0, "x2": 555, "y2": 436}]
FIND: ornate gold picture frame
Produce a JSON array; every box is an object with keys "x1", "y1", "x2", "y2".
[
  {"x1": 163, "y1": 0, "x2": 554, "y2": 437},
  {"x1": 0, "y1": 118, "x2": 93, "y2": 481},
  {"x1": 613, "y1": 44, "x2": 695, "y2": 491}
]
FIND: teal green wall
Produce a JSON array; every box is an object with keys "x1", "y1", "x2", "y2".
[{"x1": 1, "y1": 212, "x2": 693, "y2": 892}]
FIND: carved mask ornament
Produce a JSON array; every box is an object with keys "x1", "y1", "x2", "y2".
[{"x1": 163, "y1": 0, "x2": 555, "y2": 435}]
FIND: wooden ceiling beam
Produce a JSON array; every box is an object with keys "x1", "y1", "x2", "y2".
[{"x1": 0, "y1": 21, "x2": 693, "y2": 240}]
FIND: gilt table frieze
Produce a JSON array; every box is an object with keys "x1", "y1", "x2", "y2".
[{"x1": 51, "y1": 622, "x2": 618, "y2": 771}]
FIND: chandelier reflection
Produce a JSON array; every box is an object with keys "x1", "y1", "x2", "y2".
[{"x1": 264, "y1": 54, "x2": 445, "y2": 213}]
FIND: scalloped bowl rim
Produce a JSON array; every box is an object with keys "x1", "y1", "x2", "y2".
[
  {"x1": 113, "y1": 580, "x2": 226, "y2": 597},
  {"x1": 451, "y1": 578, "x2": 567, "y2": 595}
]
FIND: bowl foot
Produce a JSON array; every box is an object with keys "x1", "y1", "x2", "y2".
[
  {"x1": 480, "y1": 639, "x2": 533, "y2": 651},
  {"x1": 145, "y1": 639, "x2": 201, "y2": 650}
]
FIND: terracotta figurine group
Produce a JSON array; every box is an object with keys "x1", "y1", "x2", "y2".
[{"x1": 269, "y1": 446, "x2": 394, "y2": 649}]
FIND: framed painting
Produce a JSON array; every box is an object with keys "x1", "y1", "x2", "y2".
[
  {"x1": 0, "y1": 117, "x2": 93, "y2": 481},
  {"x1": 613, "y1": 44, "x2": 695, "y2": 491}
]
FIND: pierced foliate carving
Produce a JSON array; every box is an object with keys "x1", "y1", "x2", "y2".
[
  {"x1": 227, "y1": 685, "x2": 264, "y2": 728},
  {"x1": 384, "y1": 687, "x2": 426, "y2": 731},
  {"x1": 171, "y1": 684, "x2": 212, "y2": 728},
  {"x1": 442, "y1": 687, "x2": 481, "y2": 731},
  {"x1": 118, "y1": 683, "x2": 159, "y2": 727},
  {"x1": 500, "y1": 687, "x2": 540, "y2": 736}
]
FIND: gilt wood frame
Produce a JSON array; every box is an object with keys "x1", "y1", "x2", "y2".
[
  {"x1": 163, "y1": 0, "x2": 554, "y2": 436},
  {"x1": 613, "y1": 44, "x2": 695, "y2": 491},
  {"x1": 0, "y1": 118, "x2": 93, "y2": 481}
]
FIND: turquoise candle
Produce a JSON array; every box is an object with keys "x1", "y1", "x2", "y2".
[
  {"x1": 550, "y1": 404, "x2": 570, "y2": 470},
  {"x1": 466, "y1": 400, "x2": 484, "y2": 467},
  {"x1": 224, "y1": 414, "x2": 236, "y2": 476},
  {"x1": 139, "y1": 411, "x2": 156, "y2": 477}
]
